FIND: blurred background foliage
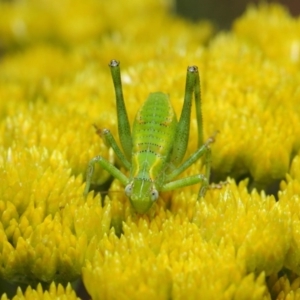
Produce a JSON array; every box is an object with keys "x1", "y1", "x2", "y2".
[{"x1": 175, "y1": 0, "x2": 300, "y2": 28}]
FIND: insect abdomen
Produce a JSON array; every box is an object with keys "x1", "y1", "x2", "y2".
[{"x1": 131, "y1": 92, "x2": 177, "y2": 181}]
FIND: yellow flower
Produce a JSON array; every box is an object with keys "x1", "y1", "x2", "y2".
[
  {"x1": 234, "y1": 4, "x2": 300, "y2": 70},
  {"x1": 83, "y1": 216, "x2": 267, "y2": 299},
  {"x1": 0, "y1": 282, "x2": 79, "y2": 300}
]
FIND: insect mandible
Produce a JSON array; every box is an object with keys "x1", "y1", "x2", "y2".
[{"x1": 84, "y1": 60, "x2": 215, "y2": 214}]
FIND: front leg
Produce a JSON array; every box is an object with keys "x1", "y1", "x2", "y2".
[
  {"x1": 160, "y1": 174, "x2": 208, "y2": 199},
  {"x1": 84, "y1": 155, "x2": 129, "y2": 196},
  {"x1": 164, "y1": 134, "x2": 216, "y2": 198}
]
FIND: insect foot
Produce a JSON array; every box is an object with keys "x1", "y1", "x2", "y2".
[{"x1": 208, "y1": 181, "x2": 229, "y2": 191}]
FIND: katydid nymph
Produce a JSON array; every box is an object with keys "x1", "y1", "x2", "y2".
[{"x1": 84, "y1": 60, "x2": 215, "y2": 214}]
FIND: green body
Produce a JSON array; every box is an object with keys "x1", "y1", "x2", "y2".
[
  {"x1": 129, "y1": 92, "x2": 177, "y2": 212},
  {"x1": 84, "y1": 60, "x2": 214, "y2": 214}
]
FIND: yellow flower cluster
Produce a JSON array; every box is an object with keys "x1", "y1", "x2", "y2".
[
  {"x1": 0, "y1": 0, "x2": 300, "y2": 299},
  {"x1": 83, "y1": 198, "x2": 269, "y2": 299},
  {"x1": 0, "y1": 282, "x2": 79, "y2": 300}
]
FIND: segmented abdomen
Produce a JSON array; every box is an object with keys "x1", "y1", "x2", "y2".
[{"x1": 131, "y1": 92, "x2": 177, "y2": 182}]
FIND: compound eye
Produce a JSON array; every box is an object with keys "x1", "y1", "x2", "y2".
[
  {"x1": 125, "y1": 184, "x2": 133, "y2": 197},
  {"x1": 150, "y1": 189, "x2": 159, "y2": 202}
]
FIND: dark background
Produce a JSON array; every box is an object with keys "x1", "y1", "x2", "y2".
[{"x1": 175, "y1": 0, "x2": 300, "y2": 28}]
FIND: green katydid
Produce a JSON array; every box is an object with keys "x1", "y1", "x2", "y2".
[{"x1": 84, "y1": 60, "x2": 215, "y2": 214}]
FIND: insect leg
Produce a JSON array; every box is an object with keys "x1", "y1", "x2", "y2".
[
  {"x1": 166, "y1": 135, "x2": 214, "y2": 182},
  {"x1": 193, "y1": 65, "x2": 203, "y2": 148},
  {"x1": 109, "y1": 60, "x2": 132, "y2": 160},
  {"x1": 83, "y1": 155, "x2": 129, "y2": 196},
  {"x1": 93, "y1": 125, "x2": 131, "y2": 170},
  {"x1": 160, "y1": 174, "x2": 208, "y2": 197},
  {"x1": 171, "y1": 65, "x2": 203, "y2": 165}
]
